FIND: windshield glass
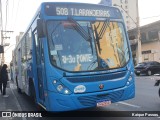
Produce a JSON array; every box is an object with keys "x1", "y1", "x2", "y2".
[
  {"x1": 136, "y1": 63, "x2": 146, "y2": 67},
  {"x1": 47, "y1": 20, "x2": 129, "y2": 72}
]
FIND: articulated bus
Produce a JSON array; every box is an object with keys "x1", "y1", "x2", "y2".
[{"x1": 12, "y1": 2, "x2": 135, "y2": 111}]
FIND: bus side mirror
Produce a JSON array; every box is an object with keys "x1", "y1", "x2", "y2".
[{"x1": 37, "y1": 19, "x2": 45, "y2": 38}]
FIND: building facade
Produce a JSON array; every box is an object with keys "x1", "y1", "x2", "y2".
[
  {"x1": 16, "y1": 32, "x2": 24, "y2": 45},
  {"x1": 128, "y1": 20, "x2": 160, "y2": 64},
  {"x1": 99, "y1": 0, "x2": 138, "y2": 30}
]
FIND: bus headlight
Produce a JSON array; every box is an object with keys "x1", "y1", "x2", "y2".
[
  {"x1": 64, "y1": 89, "x2": 70, "y2": 94},
  {"x1": 126, "y1": 76, "x2": 132, "y2": 86},
  {"x1": 53, "y1": 80, "x2": 71, "y2": 95},
  {"x1": 53, "y1": 80, "x2": 57, "y2": 84},
  {"x1": 57, "y1": 85, "x2": 63, "y2": 92},
  {"x1": 128, "y1": 76, "x2": 132, "y2": 82},
  {"x1": 127, "y1": 72, "x2": 134, "y2": 86}
]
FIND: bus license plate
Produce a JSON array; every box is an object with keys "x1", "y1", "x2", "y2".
[{"x1": 97, "y1": 100, "x2": 111, "y2": 107}]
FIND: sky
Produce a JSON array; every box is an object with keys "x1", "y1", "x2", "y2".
[
  {"x1": 139, "y1": 0, "x2": 160, "y2": 26},
  {"x1": 1, "y1": 0, "x2": 160, "y2": 64}
]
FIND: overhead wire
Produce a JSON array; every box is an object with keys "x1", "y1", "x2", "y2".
[
  {"x1": 10, "y1": 0, "x2": 14, "y2": 30},
  {"x1": 12, "y1": 0, "x2": 20, "y2": 31},
  {"x1": 0, "y1": 0, "x2": 3, "y2": 30},
  {"x1": 2, "y1": 0, "x2": 5, "y2": 4},
  {"x1": 142, "y1": 15, "x2": 160, "y2": 19},
  {"x1": 5, "y1": 0, "x2": 8, "y2": 31}
]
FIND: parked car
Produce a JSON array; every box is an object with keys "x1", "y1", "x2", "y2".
[{"x1": 134, "y1": 61, "x2": 160, "y2": 76}]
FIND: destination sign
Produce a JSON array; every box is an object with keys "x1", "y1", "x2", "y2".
[
  {"x1": 56, "y1": 7, "x2": 110, "y2": 17},
  {"x1": 44, "y1": 3, "x2": 122, "y2": 19}
]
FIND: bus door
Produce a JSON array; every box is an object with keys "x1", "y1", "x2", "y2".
[{"x1": 34, "y1": 30, "x2": 45, "y2": 104}]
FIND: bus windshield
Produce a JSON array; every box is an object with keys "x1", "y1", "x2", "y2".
[{"x1": 47, "y1": 20, "x2": 129, "y2": 72}]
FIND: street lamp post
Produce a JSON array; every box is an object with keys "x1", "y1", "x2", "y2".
[{"x1": 114, "y1": 0, "x2": 142, "y2": 64}]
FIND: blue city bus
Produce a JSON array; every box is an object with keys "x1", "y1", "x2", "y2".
[{"x1": 12, "y1": 2, "x2": 135, "y2": 111}]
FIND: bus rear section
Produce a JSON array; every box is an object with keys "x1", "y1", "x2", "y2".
[{"x1": 35, "y1": 3, "x2": 135, "y2": 111}]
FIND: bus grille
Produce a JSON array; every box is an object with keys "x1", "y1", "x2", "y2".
[
  {"x1": 77, "y1": 90, "x2": 124, "y2": 107},
  {"x1": 67, "y1": 71, "x2": 126, "y2": 83}
]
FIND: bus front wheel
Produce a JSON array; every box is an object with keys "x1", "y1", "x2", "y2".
[{"x1": 29, "y1": 80, "x2": 36, "y2": 103}]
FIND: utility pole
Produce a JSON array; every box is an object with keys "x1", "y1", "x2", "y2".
[
  {"x1": 136, "y1": 0, "x2": 142, "y2": 63},
  {"x1": 1, "y1": 30, "x2": 3, "y2": 64},
  {"x1": 1, "y1": 30, "x2": 13, "y2": 64}
]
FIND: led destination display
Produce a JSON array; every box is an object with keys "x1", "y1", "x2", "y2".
[{"x1": 45, "y1": 3, "x2": 122, "y2": 19}]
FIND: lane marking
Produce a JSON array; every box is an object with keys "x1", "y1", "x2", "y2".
[{"x1": 118, "y1": 102, "x2": 141, "y2": 108}]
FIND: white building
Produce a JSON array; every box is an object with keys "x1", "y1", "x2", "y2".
[
  {"x1": 99, "y1": 0, "x2": 138, "y2": 30},
  {"x1": 16, "y1": 32, "x2": 24, "y2": 45}
]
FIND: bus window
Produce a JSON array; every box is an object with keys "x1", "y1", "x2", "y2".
[
  {"x1": 34, "y1": 31, "x2": 41, "y2": 64},
  {"x1": 26, "y1": 29, "x2": 32, "y2": 60}
]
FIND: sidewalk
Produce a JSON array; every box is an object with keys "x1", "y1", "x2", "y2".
[
  {"x1": 0, "y1": 81, "x2": 25, "y2": 120},
  {"x1": 0, "y1": 81, "x2": 20, "y2": 111}
]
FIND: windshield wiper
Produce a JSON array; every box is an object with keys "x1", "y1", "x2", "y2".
[
  {"x1": 87, "y1": 59, "x2": 97, "y2": 70},
  {"x1": 87, "y1": 24, "x2": 93, "y2": 54},
  {"x1": 99, "y1": 21, "x2": 109, "y2": 39},
  {"x1": 68, "y1": 17, "x2": 91, "y2": 41},
  {"x1": 68, "y1": 17, "x2": 94, "y2": 54},
  {"x1": 94, "y1": 25, "x2": 101, "y2": 54},
  {"x1": 93, "y1": 19, "x2": 110, "y2": 54}
]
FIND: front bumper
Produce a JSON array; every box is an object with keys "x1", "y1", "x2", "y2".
[{"x1": 47, "y1": 83, "x2": 135, "y2": 111}]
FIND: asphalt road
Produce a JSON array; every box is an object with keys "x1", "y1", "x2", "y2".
[{"x1": 9, "y1": 75, "x2": 160, "y2": 120}]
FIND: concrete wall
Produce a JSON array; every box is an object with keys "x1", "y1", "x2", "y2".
[
  {"x1": 141, "y1": 41, "x2": 160, "y2": 62},
  {"x1": 128, "y1": 20, "x2": 160, "y2": 64}
]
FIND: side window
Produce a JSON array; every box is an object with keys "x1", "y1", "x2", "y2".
[
  {"x1": 34, "y1": 30, "x2": 40, "y2": 64},
  {"x1": 40, "y1": 40, "x2": 44, "y2": 62},
  {"x1": 15, "y1": 49, "x2": 18, "y2": 66},
  {"x1": 21, "y1": 38, "x2": 26, "y2": 63},
  {"x1": 150, "y1": 62, "x2": 156, "y2": 66},
  {"x1": 154, "y1": 62, "x2": 160, "y2": 65},
  {"x1": 151, "y1": 62, "x2": 155, "y2": 65},
  {"x1": 153, "y1": 62, "x2": 156, "y2": 65},
  {"x1": 26, "y1": 29, "x2": 32, "y2": 60}
]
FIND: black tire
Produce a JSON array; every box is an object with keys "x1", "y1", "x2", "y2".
[
  {"x1": 135, "y1": 73, "x2": 140, "y2": 76},
  {"x1": 147, "y1": 70, "x2": 152, "y2": 76},
  {"x1": 29, "y1": 80, "x2": 36, "y2": 103}
]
